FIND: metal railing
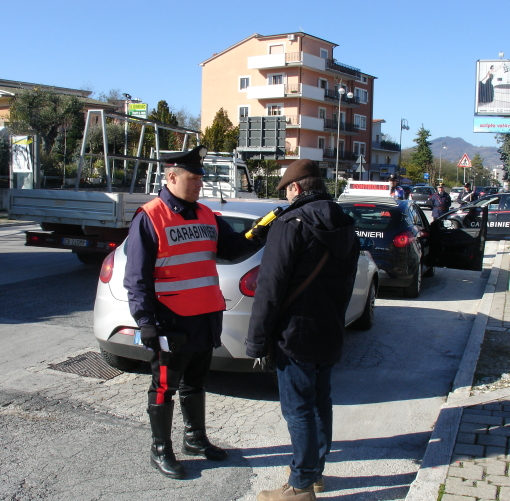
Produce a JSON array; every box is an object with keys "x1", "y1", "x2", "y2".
[
  {"x1": 323, "y1": 149, "x2": 358, "y2": 160},
  {"x1": 285, "y1": 84, "x2": 301, "y2": 94},
  {"x1": 372, "y1": 141, "x2": 401, "y2": 152},
  {"x1": 323, "y1": 89, "x2": 360, "y2": 104},
  {"x1": 284, "y1": 115, "x2": 299, "y2": 125},
  {"x1": 325, "y1": 59, "x2": 361, "y2": 79},
  {"x1": 285, "y1": 52, "x2": 302, "y2": 63},
  {"x1": 323, "y1": 119, "x2": 360, "y2": 133}
]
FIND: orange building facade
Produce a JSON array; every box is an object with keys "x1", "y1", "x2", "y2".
[{"x1": 200, "y1": 32, "x2": 376, "y2": 178}]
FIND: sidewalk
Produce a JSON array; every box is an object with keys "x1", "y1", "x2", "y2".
[{"x1": 406, "y1": 240, "x2": 510, "y2": 501}]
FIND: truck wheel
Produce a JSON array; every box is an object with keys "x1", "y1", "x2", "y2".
[
  {"x1": 76, "y1": 252, "x2": 105, "y2": 265},
  {"x1": 403, "y1": 268, "x2": 421, "y2": 298},
  {"x1": 351, "y1": 280, "x2": 376, "y2": 330},
  {"x1": 100, "y1": 347, "x2": 139, "y2": 371}
]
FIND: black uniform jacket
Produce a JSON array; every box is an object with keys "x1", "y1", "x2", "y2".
[
  {"x1": 124, "y1": 187, "x2": 257, "y2": 353},
  {"x1": 246, "y1": 192, "x2": 359, "y2": 365}
]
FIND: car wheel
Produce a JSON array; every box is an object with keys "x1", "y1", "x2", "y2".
[
  {"x1": 403, "y1": 268, "x2": 421, "y2": 298},
  {"x1": 76, "y1": 252, "x2": 106, "y2": 265},
  {"x1": 100, "y1": 347, "x2": 140, "y2": 371},
  {"x1": 351, "y1": 279, "x2": 376, "y2": 330},
  {"x1": 423, "y1": 265, "x2": 435, "y2": 277}
]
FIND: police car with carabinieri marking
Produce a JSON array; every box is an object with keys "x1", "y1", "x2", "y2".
[
  {"x1": 337, "y1": 180, "x2": 488, "y2": 298},
  {"x1": 441, "y1": 192, "x2": 510, "y2": 240}
]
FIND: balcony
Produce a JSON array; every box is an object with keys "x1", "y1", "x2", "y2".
[
  {"x1": 285, "y1": 146, "x2": 324, "y2": 161},
  {"x1": 323, "y1": 119, "x2": 360, "y2": 135},
  {"x1": 247, "y1": 52, "x2": 362, "y2": 81},
  {"x1": 323, "y1": 149, "x2": 359, "y2": 161},
  {"x1": 323, "y1": 89, "x2": 360, "y2": 107},
  {"x1": 325, "y1": 59, "x2": 362, "y2": 80},
  {"x1": 372, "y1": 141, "x2": 401, "y2": 152},
  {"x1": 284, "y1": 114, "x2": 324, "y2": 131}
]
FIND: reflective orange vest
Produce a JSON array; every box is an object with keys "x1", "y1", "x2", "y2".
[{"x1": 142, "y1": 197, "x2": 225, "y2": 316}]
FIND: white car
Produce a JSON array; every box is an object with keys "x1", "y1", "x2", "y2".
[{"x1": 94, "y1": 199, "x2": 379, "y2": 372}]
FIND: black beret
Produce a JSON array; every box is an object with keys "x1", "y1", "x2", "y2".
[{"x1": 160, "y1": 145, "x2": 207, "y2": 175}]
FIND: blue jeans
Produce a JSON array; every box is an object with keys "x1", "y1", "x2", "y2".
[{"x1": 276, "y1": 348, "x2": 333, "y2": 489}]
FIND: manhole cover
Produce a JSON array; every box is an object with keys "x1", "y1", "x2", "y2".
[{"x1": 48, "y1": 351, "x2": 123, "y2": 380}]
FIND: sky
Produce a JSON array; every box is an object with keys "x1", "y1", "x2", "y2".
[{"x1": 3, "y1": 0, "x2": 508, "y2": 149}]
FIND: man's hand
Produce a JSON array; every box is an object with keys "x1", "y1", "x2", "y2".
[{"x1": 140, "y1": 325, "x2": 160, "y2": 352}]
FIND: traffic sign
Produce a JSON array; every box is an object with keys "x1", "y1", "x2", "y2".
[
  {"x1": 458, "y1": 154, "x2": 472, "y2": 168},
  {"x1": 424, "y1": 173, "x2": 429, "y2": 179},
  {"x1": 355, "y1": 154, "x2": 366, "y2": 173}
]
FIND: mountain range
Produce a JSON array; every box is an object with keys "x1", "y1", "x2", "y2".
[{"x1": 404, "y1": 136, "x2": 502, "y2": 167}]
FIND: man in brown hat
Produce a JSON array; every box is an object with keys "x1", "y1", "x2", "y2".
[{"x1": 246, "y1": 159, "x2": 359, "y2": 500}]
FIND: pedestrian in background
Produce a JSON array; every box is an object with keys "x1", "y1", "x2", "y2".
[
  {"x1": 430, "y1": 184, "x2": 452, "y2": 220},
  {"x1": 124, "y1": 146, "x2": 259, "y2": 480},
  {"x1": 499, "y1": 182, "x2": 510, "y2": 193},
  {"x1": 246, "y1": 159, "x2": 359, "y2": 501}
]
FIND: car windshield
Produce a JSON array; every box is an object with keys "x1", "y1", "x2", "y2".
[
  {"x1": 340, "y1": 204, "x2": 402, "y2": 231},
  {"x1": 472, "y1": 196, "x2": 500, "y2": 207},
  {"x1": 412, "y1": 187, "x2": 432, "y2": 194}
]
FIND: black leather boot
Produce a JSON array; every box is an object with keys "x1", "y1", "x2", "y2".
[
  {"x1": 180, "y1": 390, "x2": 227, "y2": 461},
  {"x1": 147, "y1": 403, "x2": 185, "y2": 479}
]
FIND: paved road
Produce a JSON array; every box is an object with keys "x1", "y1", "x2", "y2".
[{"x1": 0, "y1": 221, "x2": 497, "y2": 500}]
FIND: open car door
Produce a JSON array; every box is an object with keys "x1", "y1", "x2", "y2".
[{"x1": 429, "y1": 206, "x2": 488, "y2": 271}]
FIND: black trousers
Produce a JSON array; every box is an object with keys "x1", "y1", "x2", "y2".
[{"x1": 148, "y1": 349, "x2": 213, "y2": 405}]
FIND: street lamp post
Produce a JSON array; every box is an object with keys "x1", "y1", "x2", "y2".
[
  {"x1": 122, "y1": 93, "x2": 132, "y2": 184},
  {"x1": 398, "y1": 119, "x2": 409, "y2": 181},
  {"x1": 334, "y1": 87, "x2": 353, "y2": 198},
  {"x1": 439, "y1": 141, "x2": 447, "y2": 184}
]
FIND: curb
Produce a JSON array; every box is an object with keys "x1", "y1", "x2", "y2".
[{"x1": 405, "y1": 240, "x2": 506, "y2": 501}]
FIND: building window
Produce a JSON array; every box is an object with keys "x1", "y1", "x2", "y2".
[
  {"x1": 267, "y1": 104, "x2": 283, "y2": 116},
  {"x1": 355, "y1": 88, "x2": 368, "y2": 103},
  {"x1": 354, "y1": 115, "x2": 367, "y2": 130},
  {"x1": 318, "y1": 137, "x2": 326, "y2": 149},
  {"x1": 269, "y1": 44, "x2": 284, "y2": 54},
  {"x1": 269, "y1": 74, "x2": 283, "y2": 85},
  {"x1": 318, "y1": 78, "x2": 328, "y2": 89},
  {"x1": 239, "y1": 106, "x2": 249, "y2": 119},
  {"x1": 361, "y1": 76, "x2": 367, "y2": 83},
  {"x1": 353, "y1": 142, "x2": 366, "y2": 156},
  {"x1": 318, "y1": 107, "x2": 326, "y2": 119},
  {"x1": 239, "y1": 77, "x2": 250, "y2": 90},
  {"x1": 320, "y1": 48, "x2": 328, "y2": 59}
]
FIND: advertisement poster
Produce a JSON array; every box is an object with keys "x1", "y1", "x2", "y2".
[
  {"x1": 474, "y1": 116, "x2": 510, "y2": 133},
  {"x1": 475, "y1": 60, "x2": 510, "y2": 116},
  {"x1": 11, "y1": 136, "x2": 33, "y2": 173}
]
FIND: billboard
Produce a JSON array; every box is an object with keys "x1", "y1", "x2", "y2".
[
  {"x1": 474, "y1": 116, "x2": 510, "y2": 133},
  {"x1": 475, "y1": 60, "x2": 510, "y2": 116},
  {"x1": 128, "y1": 103, "x2": 148, "y2": 119}
]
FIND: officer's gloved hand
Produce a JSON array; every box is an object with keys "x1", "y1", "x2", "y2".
[
  {"x1": 140, "y1": 325, "x2": 160, "y2": 352},
  {"x1": 250, "y1": 218, "x2": 270, "y2": 241}
]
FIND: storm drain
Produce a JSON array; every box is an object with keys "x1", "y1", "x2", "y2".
[{"x1": 48, "y1": 351, "x2": 123, "y2": 380}]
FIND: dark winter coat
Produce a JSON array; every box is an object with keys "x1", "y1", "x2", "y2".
[
  {"x1": 245, "y1": 191, "x2": 359, "y2": 365},
  {"x1": 430, "y1": 191, "x2": 452, "y2": 219}
]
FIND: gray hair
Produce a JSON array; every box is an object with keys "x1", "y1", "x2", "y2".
[{"x1": 164, "y1": 166, "x2": 186, "y2": 177}]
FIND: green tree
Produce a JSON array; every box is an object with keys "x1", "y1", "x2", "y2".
[
  {"x1": 8, "y1": 88, "x2": 84, "y2": 155},
  {"x1": 97, "y1": 88, "x2": 123, "y2": 104},
  {"x1": 409, "y1": 125, "x2": 434, "y2": 180},
  {"x1": 497, "y1": 133, "x2": 510, "y2": 181},
  {"x1": 0, "y1": 135, "x2": 9, "y2": 179},
  {"x1": 146, "y1": 100, "x2": 180, "y2": 151},
  {"x1": 470, "y1": 153, "x2": 492, "y2": 186},
  {"x1": 202, "y1": 108, "x2": 239, "y2": 152}
]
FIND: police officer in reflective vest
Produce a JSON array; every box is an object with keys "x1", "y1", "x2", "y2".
[{"x1": 124, "y1": 145, "x2": 258, "y2": 479}]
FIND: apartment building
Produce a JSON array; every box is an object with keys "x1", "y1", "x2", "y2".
[
  {"x1": 370, "y1": 119, "x2": 401, "y2": 181},
  {"x1": 200, "y1": 32, "x2": 375, "y2": 178}
]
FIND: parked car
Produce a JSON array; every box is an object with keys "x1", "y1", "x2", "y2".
[
  {"x1": 441, "y1": 193, "x2": 510, "y2": 240},
  {"x1": 449, "y1": 187, "x2": 464, "y2": 202},
  {"x1": 475, "y1": 186, "x2": 499, "y2": 198},
  {"x1": 409, "y1": 186, "x2": 436, "y2": 209},
  {"x1": 337, "y1": 194, "x2": 487, "y2": 298},
  {"x1": 94, "y1": 199, "x2": 379, "y2": 372}
]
